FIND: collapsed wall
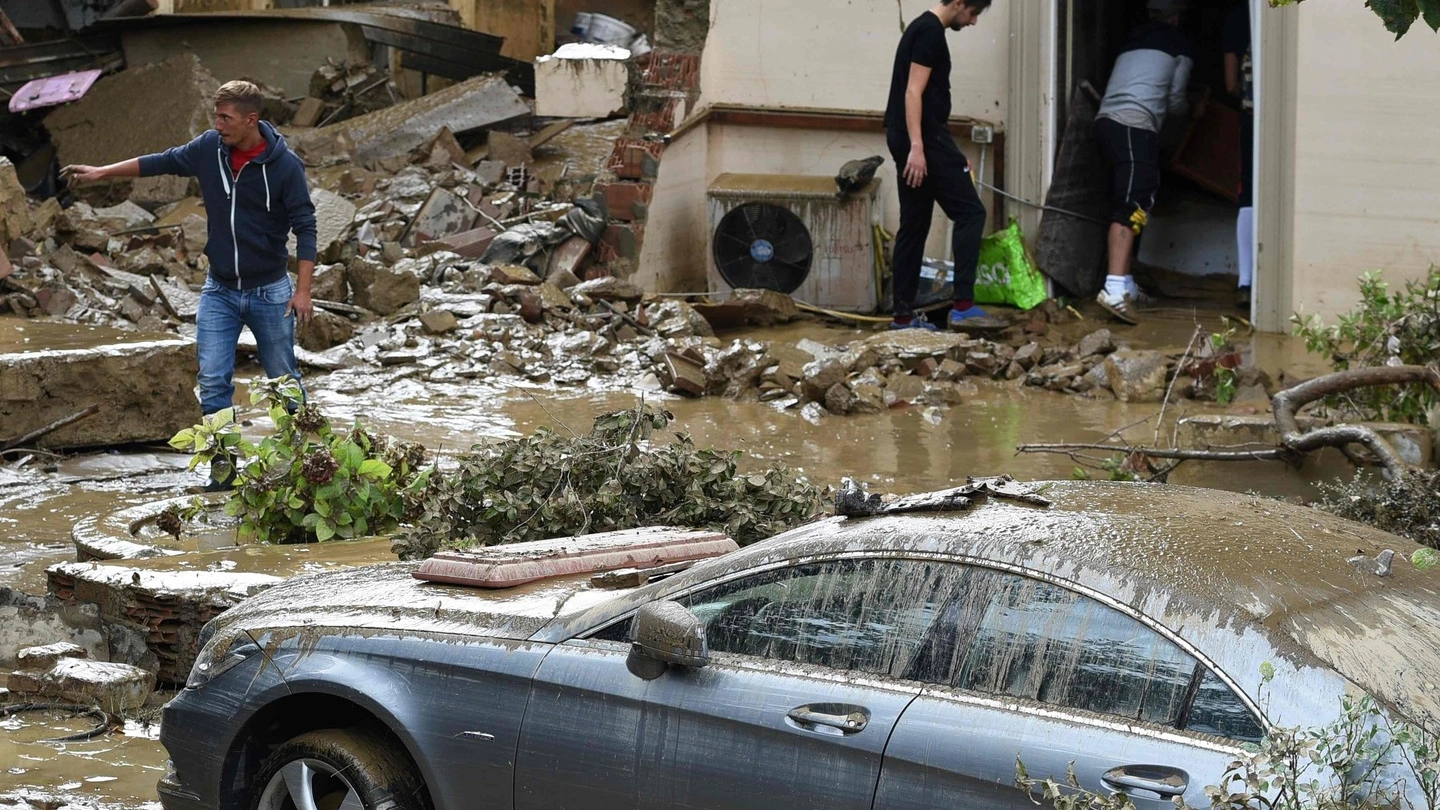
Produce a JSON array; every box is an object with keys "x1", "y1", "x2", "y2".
[{"x1": 43, "y1": 53, "x2": 220, "y2": 169}]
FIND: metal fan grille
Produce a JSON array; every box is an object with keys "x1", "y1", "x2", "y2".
[{"x1": 712, "y1": 202, "x2": 814, "y2": 294}]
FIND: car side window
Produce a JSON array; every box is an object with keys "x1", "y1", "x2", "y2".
[
  {"x1": 912, "y1": 569, "x2": 1259, "y2": 741},
  {"x1": 1186, "y1": 669, "x2": 1264, "y2": 743},
  {"x1": 677, "y1": 558, "x2": 961, "y2": 679}
]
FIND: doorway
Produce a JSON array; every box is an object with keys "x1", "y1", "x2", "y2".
[{"x1": 1056, "y1": 0, "x2": 1258, "y2": 316}]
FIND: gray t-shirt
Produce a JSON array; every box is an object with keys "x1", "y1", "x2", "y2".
[{"x1": 1097, "y1": 21, "x2": 1195, "y2": 133}]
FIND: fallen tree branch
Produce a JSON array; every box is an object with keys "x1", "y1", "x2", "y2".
[
  {"x1": 1, "y1": 404, "x2": 101, "y2": 453},
  {"x1": 1016, "y1": 365, "x2": 1440, "y2": 481},
  {"x1": 1016, "y1": 442, "x2": 1284, "y2": 463},
  {"x1": 1273, "y1": 364, "x2": 1440, "y2": 481}
]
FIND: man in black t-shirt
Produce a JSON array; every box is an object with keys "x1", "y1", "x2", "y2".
[{"x1": 883, "y1": 0, "x2": 997, "y2": 331}]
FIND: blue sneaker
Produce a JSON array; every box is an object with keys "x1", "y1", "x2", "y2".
[
  {"x1": 891, "y1": 317, "x2": 938, "y2": 331},
  {"x1": 948, "y1": 306, "x2": 1008, "y2": 332}
]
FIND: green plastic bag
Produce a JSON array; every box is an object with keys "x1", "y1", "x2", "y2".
[{"x1": 974, "y1": 219, "x2": 1047, "y2": 310}]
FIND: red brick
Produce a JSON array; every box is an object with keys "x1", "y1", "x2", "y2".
[
  {"x1": 437, "y1": 227, "x2": 498, "y2": 259},
  {"x1": 598, "y1": 181, "x2": 654, "y2": 222},
  {"x1": 641, "y1": 52, "x2": 701, "y2": 92},
  {"x1": 607, "y1": 138, "x2": 665, "y2": 180}
]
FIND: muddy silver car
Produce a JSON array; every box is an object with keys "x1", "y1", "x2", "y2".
[{"x1": 157, "y1": 480, "x2": 1440, "y2": 810}]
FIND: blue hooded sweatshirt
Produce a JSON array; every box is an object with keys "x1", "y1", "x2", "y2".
[{"x1": 138, "y1": 121, "x2": 317, "y2": 291}]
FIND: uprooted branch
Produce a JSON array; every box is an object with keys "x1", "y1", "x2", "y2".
[
  {"x1": 1017, "y1": 365, "x2": 1440, "y2": 481},
  {"x1": 1271, "y1": 365, "x2": 1440, "y2": 480}
]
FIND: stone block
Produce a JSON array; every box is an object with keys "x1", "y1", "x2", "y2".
[
  {"x1": 0, "y1": 157, "x2": 34, "y2": 245},
  {"x1": 0, "y1": 325, "x2": 199, "y2": 450},
  {"x1": 348, "y1": 257, "x2": 420, "y2": 316},
  {"x1": 1104, "y1": 349, "x2": 1169, "y2": 403},
  {"x1": 38, "y1": 658, "x2": 157, "y2": 714},
  {"x1": 419, "y1": 309, "x2": 460, "y2": 335}
]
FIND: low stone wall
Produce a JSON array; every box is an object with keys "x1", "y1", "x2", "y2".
[{"x1": 47, "y1": 563, "x2": 280, "y2": 686}]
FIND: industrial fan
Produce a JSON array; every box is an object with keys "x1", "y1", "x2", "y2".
[{"x1": 710, "y1": 201, "x2": 815, "y2": 294}]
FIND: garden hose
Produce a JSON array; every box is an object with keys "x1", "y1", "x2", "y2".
[{"x1": 0, "y1": 702, "x2": 113, "y2": 742}]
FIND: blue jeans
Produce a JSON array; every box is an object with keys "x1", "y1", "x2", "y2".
[{"x1": 196, "y1": 277, "x2": 303, "y2": 416}]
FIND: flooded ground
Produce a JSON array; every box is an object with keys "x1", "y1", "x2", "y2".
[{"x1": 0, "y1": 312, "x2": 1335, "y2": 807}]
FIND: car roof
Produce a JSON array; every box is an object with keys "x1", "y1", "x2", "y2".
[{"x1": 701, "y1": 480, "x2": 1440, "y2": 727}]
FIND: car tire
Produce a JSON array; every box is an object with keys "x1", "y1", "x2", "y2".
[{"x1": 250, "y1": 727, "x2": 426, "y2": 810}]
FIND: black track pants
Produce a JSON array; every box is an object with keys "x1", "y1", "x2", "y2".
[{"x1": 886, "y1": 127, "x2": 987, "y2": 318}]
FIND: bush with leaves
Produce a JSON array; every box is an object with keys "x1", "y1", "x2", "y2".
[
  {"x1": 1292, "y1": 269, "x2": 1440, "y2": 424},
  {"x1": 1018, "y1": 668, "x2": 1440, "y2": 810},
  {"x1": 1317, "y1": 469, "x2": 1440, "y2": 552},
  {"x1": 169, "y1": 378, "x2": 433, "y2": 544},
  {"x1": 391, "y1": 404, "x2": 826, "y2": 561}
]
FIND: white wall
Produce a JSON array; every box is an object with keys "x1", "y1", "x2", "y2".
[
  {"x1": 1288, "y1": 3, "x2": 1440, "y2": 321},
  {"x1": 698, "y1": 0, "x2": 1010, "y2": 121}
]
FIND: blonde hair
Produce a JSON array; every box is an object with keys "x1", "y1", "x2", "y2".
[{"x1": 214, "y1": 80, "x2": 263, "y2": 116}]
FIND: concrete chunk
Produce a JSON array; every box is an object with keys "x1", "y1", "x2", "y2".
[
  {"x1": 313, "y1": 74, "x2": 530, "y2": 165},
  {"x1": 0, "y1": 324, "x2": 199, "y2": 450},
  {"x1": 45, "y1": 54, "x2": 218, "y2": 169},
  {"x1": 40, "y1": 658, "x2": 157, "y2": 714}
]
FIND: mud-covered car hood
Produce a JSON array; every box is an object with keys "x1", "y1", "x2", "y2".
[{"x1": 209, "y1": 560, "x2": 631, "y2": 641}]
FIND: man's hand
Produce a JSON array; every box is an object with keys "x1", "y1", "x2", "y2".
[
  {"x1": 904, "y1": 146, "x2": 928, "y2": 188},
  {"x1": 287, "y1": 287, "x2": 314, "y2": 327},
  {"x1": 61, "y1": 165, "x2": 107, "y2": 185}
]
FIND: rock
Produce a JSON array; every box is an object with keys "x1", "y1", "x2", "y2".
[
  {"x1": 1076, "y1": 328, "x2": 1116, "y2": 359},
  {"x1": 348, "y1": 257, "x2": 420, "y2": 315},
  {"x1": 306, "y1": 188, "x2": 358, "y2": 260},
  {"x1": 16, "y1": 641, "x2": 87, "y2": 671},
  {"x1": 800, "y1": 401, "x2": 827, "y2": 425},
  {"x1": 492, "y1": 264, "x2": 543, "y2": 285},
  {"x1": 419, "y1": 309, "x2": 460, "y2": 334},
  {"x1": 1082, "y1": 362, "x2": 1113, "y2": 397},
  {"x1": 93, "y1": 200, "x2": 155, "y2": 230},
  {"x1": 33, "y1": 658, "x2": 156, "y2": 714},
  {"x1": 824, "y1": 382, "x2": 857, "y2": 415},
  {"x1": 651, "y1": 300, "x2": 714, "y2": 339},
  {"x1": 403, "y1": 186, "x2": 472, "y2": 247},
  {"x1": 115, "y1": 246, "x2": 168, "y2": 276},
  {"x1": 1104, "y1": 349, "x2": 1170, "y2": 402},
  {"x1": 298, "y1": 310, "x2": 355, "y2": 352},
  {"x1": 887, "y1": 373, "x2": 926, "y2": 403},
  {"x1": 935, "y1": 358, "x2": 966, "y2": 381},
  {"x1": 547, "y1": 236, "x2": 594, "y2": 281},
  {"x1": 546, "y1": 267, "x2": 582, "y2": 290},
  {"x1": 558, "y1": 331, "x2": 609, "y2": 357},
  {"x1": 311, "y1": 262, "x2": 349, "y2": 302},
  {"x1": 965, "y1": 351, "x2": 998, "y2": 376},
  {"x1": 534, "y1": 282, "x2": 574, "y2": 313},
  {"x1": 1013, "y1": 342, "x2": 1042, "y2": 370},
  {"x1": 437, "y1": 227, "x2": 498, "y2": 259},
  {"x1": 517, "y1": 289, "x2": 544, "y2": 323},
  {"x1": 36, "y1": 286, "x2": 78, "y2": 317},
  {"x1": 921, "y1": 382, "x2": 968, "y2": 405},
  {"x1": 573, "y1": 276, "x2": 644, "y2": 302},
  {"x1": 1003, "y1": 361, "x2": 1026, "y2": 380},
  {"x1": 852, "y1": 384, "x2": 886, "y2": 414},
  {"x1": 0, "y1": 159, "x2": 33, "y2": 245},
  {"x1": 802, "y1": 356, "x2": 850, "y2": 402}
]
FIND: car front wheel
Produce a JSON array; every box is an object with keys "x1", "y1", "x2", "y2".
[{"x1": 251, "y1": 728, "x2": 426, "y2": 810}]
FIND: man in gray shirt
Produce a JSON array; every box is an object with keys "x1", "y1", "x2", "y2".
[{"x1": 1093, "y1": 0, "x2": 1194, "y2": 324}]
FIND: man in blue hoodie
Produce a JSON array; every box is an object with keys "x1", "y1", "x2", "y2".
[{"x1": 64, "y1": 81, "x2": 318, "y2": 484}]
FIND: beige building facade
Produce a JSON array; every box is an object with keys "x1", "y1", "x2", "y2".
[{"x1": 641, "y1": 0, "x2": 1440, "y2": 332}]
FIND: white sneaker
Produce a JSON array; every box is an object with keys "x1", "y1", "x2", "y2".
[
  {"x1": 1096, "y1": 290, "x2": 1140, "y2": 325},
  {"x1": 1126, "y1": 285, "x2": 1155, "y2": 307}
]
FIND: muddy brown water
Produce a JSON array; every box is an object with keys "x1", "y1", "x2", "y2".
[{"x1": 0, "y1": 314, "x2": 1333, "y2": 806}]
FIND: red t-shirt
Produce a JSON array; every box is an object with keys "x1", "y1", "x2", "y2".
[{"x1": 229, "y1": 140, "x2": 266, "y2": 177}]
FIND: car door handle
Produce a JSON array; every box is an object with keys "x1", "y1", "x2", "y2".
[
  {"x1": 785, "y1": 704, "x2": 870, "y2": 734},
  {"x1": 1101, "y1": 765, "x2": 1189, "y2": 799}
]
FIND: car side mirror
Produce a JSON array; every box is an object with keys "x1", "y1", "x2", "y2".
[{"x1": 629, "y1": 601, "x2": 709, "y2": 677}]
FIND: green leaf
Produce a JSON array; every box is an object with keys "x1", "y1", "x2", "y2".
[
  {"x1": 1419, "y1": 0, "x2": 1440, "y2": 30},
  {"x1": 358, "y1": 459, "x2": 393, "y2": 479},
  {"x1": 168, "y1": 428, "x2": 197, "y2": 450},
  {"x1": 315, "y1": 520, "x2": 336, "y2": 541},
  {"x1": 1366, "y1": 0, "x2": 1420, "y2": 38}
]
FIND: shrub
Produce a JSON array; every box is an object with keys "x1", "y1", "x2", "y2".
[
  {"x1": 391, "y1": 404, "x2": 826, "y2": 561},
  {"x1": 1292, "y1": 269, "x2": 1440, "y2": 424},
  {"x1": 169, "y1": 379, "x2": 432, "y2": 544}
]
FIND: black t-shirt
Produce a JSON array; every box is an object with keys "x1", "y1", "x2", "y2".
[{"x1": 884, "y1": 11, "x2": 951, "y2": 136}]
